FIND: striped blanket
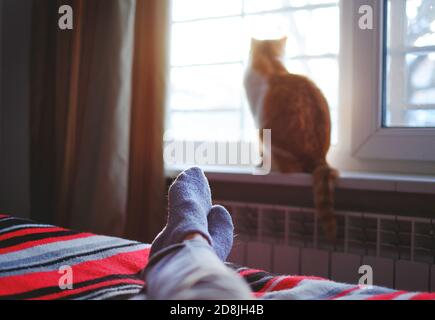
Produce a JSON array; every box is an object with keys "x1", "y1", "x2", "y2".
[{"x1": 1, "y1": 214, "x2": 434, "y2": 300}]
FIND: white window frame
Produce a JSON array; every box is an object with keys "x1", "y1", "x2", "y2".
[{"x1": 351, "y1": 0, "x2": 435, "y2": 162}]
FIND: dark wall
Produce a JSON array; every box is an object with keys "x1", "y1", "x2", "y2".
[{"x1": 0, "y1": 0, "x2": 32, "y2": 218}]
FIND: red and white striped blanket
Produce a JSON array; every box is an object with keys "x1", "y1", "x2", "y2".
[{"x1": 0, "y1": 214, "x2": 434, "y2": 300}]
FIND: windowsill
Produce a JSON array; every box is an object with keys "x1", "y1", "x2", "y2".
[{"x1": 165, "y1": 165, "x2": 435, "y2": 195}]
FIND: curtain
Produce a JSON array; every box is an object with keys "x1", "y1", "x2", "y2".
[
  {"x1": 125, "y1": 0, "x2": 169, "y2": 242},
  {"x1": 30, "y1": 0, "x2": 167, "y2": 240}
]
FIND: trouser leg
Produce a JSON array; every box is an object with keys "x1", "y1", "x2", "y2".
[{"x1": 146, "y1": 239, "x2": 253, "y2": 300}]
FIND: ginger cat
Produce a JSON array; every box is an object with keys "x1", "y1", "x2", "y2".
[{"x1": 244, "y1": 38, "x2": 338, "y2": 242}]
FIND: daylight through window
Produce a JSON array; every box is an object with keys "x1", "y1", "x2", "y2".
[{"x1": 166, "y1": 0, "x2": 340, "y2": 152}]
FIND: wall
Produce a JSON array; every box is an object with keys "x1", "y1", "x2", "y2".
[{"x1": 0, "y1": 0, "x2": 32, "y2": 218}]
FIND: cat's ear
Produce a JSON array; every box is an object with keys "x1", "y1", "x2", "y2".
[
  {"x1": 279, "y1": 37, "x2": 288, "y2": 46},
  {"x1": 251, "y1": 38, "x2": 259, "y2": 47}
]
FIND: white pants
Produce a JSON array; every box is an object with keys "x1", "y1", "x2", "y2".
[{"x1": 135, "y1": 239, "x2": 253, "y2": 300}]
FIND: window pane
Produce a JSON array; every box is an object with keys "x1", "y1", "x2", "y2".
[
  {"x1": 396, "y1": 110, "x2": 435, "y2": 127},
  {"x1": 169, "y1": 64, "x2": 244, "y2": 111},
  {"x1": 172, "y1": 0, "x2": 242, "y2": 22},
  {"x1": 167, "y1": 111, "x2": 241, "y2": 142},
  {"x1": 167, "y1": 0, "x2": 340, "y2": 160},
  {"x1": 407, "y1": 53, "x2": 435, "y2": 106},
  {"x1": 171, "y1": 18, "x2": 244, "y2": 66},
  {"x1": 384, "y1": 0, "x2": 435, "y2": 127},
  {"x1": 245, "y1": 8, "x2": 339, "y2": 56},
  {"x1": 244, "y1": 0, "x2": 338, "y2": 14},
  {"x1": 405, "y1": 0, "x2": 435, "y2": 47}
]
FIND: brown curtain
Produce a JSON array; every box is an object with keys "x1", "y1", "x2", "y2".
[
  {"x1": 30, "y1": 0, "x2": 167, "y2": 241},
  {"x1": 30, "y1": 0, "x2": 83, "y2": 226},
  {"x1": 125, "y1": 0, "x2": 169, "y2": 242}
]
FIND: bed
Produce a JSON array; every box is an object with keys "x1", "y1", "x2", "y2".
[{"x1": 1, "y1": 214, "x2": 434, "y2": 300}]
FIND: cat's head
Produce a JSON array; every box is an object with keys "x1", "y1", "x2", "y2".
[{"x1": 250, "y1": 37, "x2": 287, "y2": 60}]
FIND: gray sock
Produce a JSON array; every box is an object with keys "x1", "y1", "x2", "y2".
[
  {"x1": 150, "y1": 167, "x2": 212, "y2": 258},
  {"x1": 208, "y1": 205, "x2": 234, "y2": 262}
]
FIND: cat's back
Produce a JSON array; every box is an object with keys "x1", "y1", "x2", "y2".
[
  {"x1": 262, "y1": 72, "x2": 331, "y2": 164},
  {"x1": 268, "y1": 73, "x2": 326, "y2": 104},
  {"x1": 264, "y1": 72, "x2": 330, "y2": 123}
]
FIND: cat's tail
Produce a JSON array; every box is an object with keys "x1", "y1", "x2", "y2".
[{"x1": 313, "y1": 164, "x2": 339, "y2": 243}]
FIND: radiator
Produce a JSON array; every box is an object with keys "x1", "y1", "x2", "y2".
[{"x1": 220, "y1": 201, "x2": 435, "y2": 292}]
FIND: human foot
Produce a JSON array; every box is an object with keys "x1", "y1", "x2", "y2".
[
  {"x1": 149, "y1": 167, "x2": 213, "y2": 258},
  {"x1": 208, "y1": 205, "x2": 234, "y2": 261}
]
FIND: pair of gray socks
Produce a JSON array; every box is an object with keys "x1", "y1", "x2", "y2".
[{"x1": 149, "y1": 167, "x2": 234, "y2": 262}]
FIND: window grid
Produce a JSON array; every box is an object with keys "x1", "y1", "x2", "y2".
[
  {"x1": 168, "y1": 0, "x2": 340, "y2": 143},
  {"x1": 171, "y1": 2, "x2": 339, "y2": 24}
]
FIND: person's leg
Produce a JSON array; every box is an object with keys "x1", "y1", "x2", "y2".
[
  {"x1": 144, "y1": 168, "x2": 253, "y2": 300},
  {"x1": 147, "y1": 235, "x2": 253, "y2": 300}
]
